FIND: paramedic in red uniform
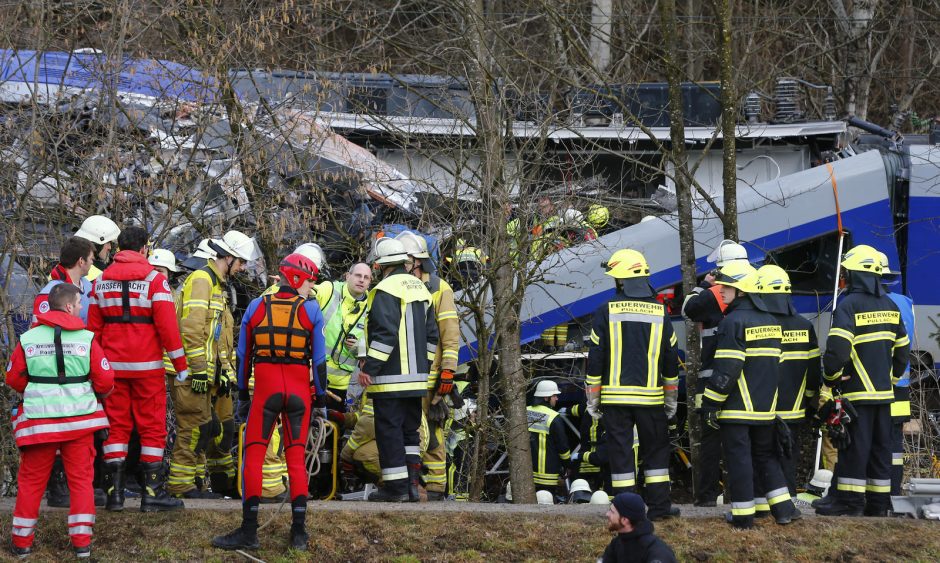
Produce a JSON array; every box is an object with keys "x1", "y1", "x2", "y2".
[
  {"x1": 212, "y1": 252, "x2": 327, "y2": 552},
  {"x1": 7, "y1": 283, "x2": 114, "y2": 558}
]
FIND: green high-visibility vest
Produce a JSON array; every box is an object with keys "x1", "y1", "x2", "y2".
[
  {"x1": 320, "y1": 281, "x2": 367, "y2": 390},
  {"x1": 20, "y1": 325, "x2": 97, "y2": 419}
]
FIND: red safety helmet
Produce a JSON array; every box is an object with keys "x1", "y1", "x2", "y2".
[{"x1": 279, "y1": 252, "x2": 319, "y2": 289}]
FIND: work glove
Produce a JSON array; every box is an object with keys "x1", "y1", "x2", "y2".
[
  {"x1": 217, "y1": 371, "x2": 236, "y2": 397},
  {"x1": 236, "y1": 390, "x2": 251, "y2": 423},
  {"x1": 774, "y1": 416, "x2": 793, "y2": 459},
  {"x1": 828, "y1": 423, "x2": 852, "y2": 450},
  {"x1": 586, "y1": 385, "x2": 602, "y2": 420},
  {"x1": 667, "y1": 416, "x2": 679, "y2": 438},
  {"x1": 701, "y1": 406, "x2": 720, "y2": 431},
  {"x1": 664, "y1": 387, "x2": 678, "y2": 419},
  {"x1": 428, "y1": 399, "x2": 449, "y2": 424},
  {"x1": 436, "y1": 369, "x2": 455, "y2": 396},
  {"x1": 190, "y1": 372, "x2": 209, "y2": 394},
  {"x1": 814, "y1": 400, "x2": 835, "y2": 430}
]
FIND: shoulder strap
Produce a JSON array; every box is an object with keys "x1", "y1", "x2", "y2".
[
  {"x1": 199, "y1": 265, "x2": 220, "y2": 287},
  {"x1": 53, "y1": 326, "x2": 67, "y2": 384}
]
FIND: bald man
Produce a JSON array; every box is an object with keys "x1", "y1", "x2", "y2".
[{"x1": 317, "y1": 263, "x2": 372, "y2": 410}]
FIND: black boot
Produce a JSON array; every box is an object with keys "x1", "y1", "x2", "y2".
[
  {"x1": 772, "y1": 503, "x2": 803, "y2": 525},
  {"x1": 649, "y1": 506, "x2": 681, "y2": 522},
  {"x1": 140, "y1": 462, "x2": 184, "y2": 512},
  {"x1": 815, "y1": 499, "x2": 863, "y2": 517},
  {"x1": 289, "y1": 497, "x2": 309, "y2": 551},
  {"x1": 105, "y1": 462, "x2": 126, "y2": 512},
  {"x1": 212, "y1": 497, "x2": 260, "y2": 550},
  {"x1": 368, "y1": 479, "x2": 409, "y2": 502},
  {"x1": 47, "y1": 458, "x2": 70, "y2": 508},
  {"x1": 407, "y1": 462, "x2": 422, "y2": 502}
]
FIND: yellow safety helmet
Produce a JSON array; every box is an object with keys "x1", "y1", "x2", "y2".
[
  {"x1": 841, "y1": 244, "x2": 883, "y2": 275},
  {"x1": 587, "y1": 204, "x2": 610, "y2": 228},
  {"x1": 713, "y1": 261, "x2": 758, "y2": 292},
  {"x1": 604, "y1": 249, "x2": 649, "y2": 279},
  {"x1": 755, "y1": 264, "x2": 791, "y2": 294}
]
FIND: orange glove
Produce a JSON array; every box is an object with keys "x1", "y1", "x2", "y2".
[{"x1": 437, "y1": 370, "x2": 455, "y2": 395}]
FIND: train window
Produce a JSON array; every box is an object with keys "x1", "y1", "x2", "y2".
[{"x1": 765, "y1": 231, "x2": 850, "y2": 294}]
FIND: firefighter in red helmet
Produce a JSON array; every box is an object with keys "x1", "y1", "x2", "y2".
[{"x1": 212, "y1": 253, "x2": 327, "y2": 552}]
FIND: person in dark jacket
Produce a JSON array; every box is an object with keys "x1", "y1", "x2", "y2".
[{"x1": 601, "y1": 492, "x2": 677, "y2": 563}]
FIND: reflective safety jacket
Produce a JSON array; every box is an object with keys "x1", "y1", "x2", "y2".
[
  {"x1": 87, "y1": 251, "x2": 189, "y2": 380},
  {"x1": 6, "y1": 311, "x2": 113, "y2": 447},
  {"x1": 887, "y1": 291, "x2": 915, "y2": 422},
  {"x1": 527, "y1": 404, "x2": 571, "y2": 486},
  {"x1": 237, "y1": 288, "x2": 327, "y2": 394},
  {"x1": 775, "y1": 314, "x2": 821, "y2": 421},
  {"x1": 586, "y1": 293, "x2": 679, "y2": 406},
  {"x1": 824, "y1": 291, "x2": 910, "y2": 405},
  {"x1": 316, "y1": 280, "x2": 367, "y2": 391},
  {"x1": 180, "y1": 260, "x2": 235, "y2": 381},
  {"x1": 572, "y1": 403, "x2": 608, "y2": 474},
  {"x1": 681, "y1": 283, "x2": 727, "y2": 370},
  {"x1": 423, "y1": 273, "x2": 459, "y2": 389},
  {"x1": 703, "y1": 298, "x2": 782, "y2": 424},
  {"x1": 362, "y1": 268, "x2": 439, "y2": 399}
]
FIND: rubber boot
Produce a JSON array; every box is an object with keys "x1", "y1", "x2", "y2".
[
  {"x1": 105, "y1": 462, "x2": 126, "y2": 512},
  {"x1": 140, "y1": 461, "x2": 184, "y2": 512},
  {"x1": 368, "y1": 479, "x2": 409, "y2": 502},
  {"x1": 46, "y1": 457, "x2": 71, "y2": 508},
  {"x1": 212, "y1": 497, "x2": 260, "y2": 550},
  {"x1": 772, "y1": 502, "x2": 803, "y2": 525},
  {"x1": 289, "y1": 496, "x2": 309, "y2": 551},
  {"x1": 407, "y1": 462, "x2": 422, "y2": 502}
]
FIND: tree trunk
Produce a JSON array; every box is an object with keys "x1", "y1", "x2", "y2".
[
  {"x1": 589, "y1": 0, "x2": 613, "y2": 74},
  {"x1": 661, "y1": 0, "x2": 703, "y2": 497},
  {"x1": 715, "y1": 0, "x2": 737, "y2": 240}
]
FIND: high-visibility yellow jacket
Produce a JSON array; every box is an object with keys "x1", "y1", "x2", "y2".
[
  {"x1": 422, "y1": 272, "x2": 459, "y2": 388},
  {"x1": 180, "y1": 260, "x2": 235, "y2": 380}
]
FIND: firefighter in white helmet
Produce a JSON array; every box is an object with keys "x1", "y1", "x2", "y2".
[
  {"x1": 527, "y1": 380, "x2": 571, "y2": 497},
  {"x1": 74, "y1": 215, "x2": 121, "y2": 280}
]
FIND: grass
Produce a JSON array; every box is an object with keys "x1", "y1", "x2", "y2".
[{"x1": 6, "y1": 509, "x2": 940, "y2": 562}]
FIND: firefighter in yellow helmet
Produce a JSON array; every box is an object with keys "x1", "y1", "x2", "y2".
[{"x1": 586, "y1": 249, "x2": 679, "y2": 521}]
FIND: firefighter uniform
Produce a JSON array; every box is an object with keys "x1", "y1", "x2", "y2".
[
  {"x1": 340, "y1": 392, "x2": 429, "y2": 483},
  {"x1": 527, "y1": 400, "x2": 571, "y2": 493},
  {"x1": 572, "y1": 403, "x2": 610, "y2": 492},
  {"x1": 586, "y1": 249, "x2": 679, "y2": 519},
  {"x1": 819, "y1": 245, "x2": 910, "y2": 516},
  {"x1": 362, "y1": 262, "x2": 438, "y2": 501},
  {"x1": 7, "y1": 309, "x2": 114, "y2": 555},
  {"x1": 886, "y1": 290, "x2": 914, "y2": 495},
  {"x1": 700, "y1": 262, "x2": 799, "y2": 529},
  {"x1": 681, "y1": 280, "x2": 727, "y2": 505},
  {"x1": 174, "y1": 260, "x2": 237, "y2": 496},
  {"x1": 756, "y1": 265, "x2": 822, "y2": 496},
  {"x1": 316, "y1": 279, "x2": 368, "y2": 404},
  {"x1": 87, "y1": 249, "x2": 189, "y2": 511}
]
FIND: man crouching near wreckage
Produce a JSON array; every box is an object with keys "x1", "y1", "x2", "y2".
[{"x1": 212, "y1": 252, "x2": 327, "y2": 551}]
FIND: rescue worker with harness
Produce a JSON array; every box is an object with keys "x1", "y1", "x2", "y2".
[
  {"x1": 212, "y1": 252, "x2": 327, "y2": 551},
  {"x1": 586, "y1": 249, "x2": 680, "y2": 520},
  {"x1": 87, "y1": 226, "x2": 190, "y2": 513},
  {"x1": 317, "y1": 262, "x2": 371, "y2": 410},
  {"x1": 360, "y1": 238, "x2": 439, "y2": 502},
  {"x1": 815, "y1": 245, "x2": 910, "y2": 517},
  {"x1": 699, "y1": 261, "x2": 801, "y2": 529},
  {"x1": 7, "y1": 283, "x2": 114, "y2": 558},
  {"x1": 396, "y1": 231, "x2": 459, "y2": 500}
]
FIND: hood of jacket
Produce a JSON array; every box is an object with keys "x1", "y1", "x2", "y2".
[
  {"x1": 848, "y1": 270, "x2": 885, "y2": 296},
  {"x1": 103, "y1": 250, "x2": 155, "y2": 281},
  {"x1": 761, "y1": 294, "x2": 797, "y2": 316},
  {"x1": 616, "y1": 277, "x2": 656, "y2": 299},
  {"x1": 35, "y1": 310, "x2": 86, "y2": 330}
]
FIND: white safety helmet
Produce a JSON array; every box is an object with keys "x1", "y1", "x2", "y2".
[
  {"x1": 505, "y1": 481, "x2": 512, "y2": 502},
  {"x1": 568, "y1": 479, "x2": 593, "y2": 504},
  {"x1": 373, "y1": 237, "x2": 410, "y2": 266},
  {"x1": 192, "y1": 238, "x2": 217, "y2": 260},
  {"x1": 211, "y1": 230, "x2": 261, "y2": 261},
  {"x1": 809, "y1": 469, "x2": 833, "y2": 495},
  {"x1": 536, "y1": 490, "x2": 555, "y2": 505},
  {"x1": 294, "y1": 243, "x2": 326, "y2": 271},
  {"x1": 534, "y1": 379, "x2": 561, "y2": 398},
  {"x1": 562, "y1": 208, "x2": 584, "y2": 226},
  {"x1": 395, "y1": 231, "x2": 431, "y2": 259},
  {"x1": 590, "y1": 490, "x2": 609, "y2": 505},
  {"x1": 75, "y1": 215, "x2": 120, "y2": 245},
  {"x1": 148, "y1": 248, "x2": 179, "y2": 272},
  {"x1": 709, "y1": 239, "x2": 749, "y2": 267}
]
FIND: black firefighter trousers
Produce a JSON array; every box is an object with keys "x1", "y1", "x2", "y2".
[
  {"x1": 721, "y1": 422, "x2": 795, "y2": 528},
  {"x1": 373, "y1": 396, "x2": 422, "y2": 495},
  {"x1": 832, "y1": 403, "x2": 892, "y2": 511},
  {"x1": 601, "y1": 405, "x2": 673, "y2": 519}
]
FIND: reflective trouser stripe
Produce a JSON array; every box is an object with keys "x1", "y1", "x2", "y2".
[
  {"x1": 140, "y1": 446, "x2": 164, "y2": 458},
  {"x1": 754, "y1": 497, "x2": 770, "y2": 512},
  {"x1": 644, "y1": 468, "x2": 670, "y2": 484},
  {"x1": 866, "y1": 479, "x2": 891, "y2": 493},
  {"x1": 611, "y1": 472, "x2": 636, "y2": 488},
  {"x1": 68, "y1": 514, "x2": 95, "y2": 524},
  {"x1": 404, "y1": 446, "x2": 421, "y2": 456},
  {"x1": 731, "y1": 500, "x2": 756, "y2": 516},
  {"x1": 103, "y1": 443, "x2": 129, "y2": 454},
  {"x1": 12, "y1": 527, "x2": 33, "y2": 537},
  {"x1": 837, "y1": 477, "x2": 867, "y2": 493},
  {"x1": 892, "y1": 452, "x2": 904, "y2": 466},
  {"x1": 12, "y1": 517, "x2": 37, "y2": 527},
  {"x1": 382, "y1": 466, "x2": 408, "y2": 481},
  {"x1": 766, "y1": 487, "x2": 791, "y2": 506}
]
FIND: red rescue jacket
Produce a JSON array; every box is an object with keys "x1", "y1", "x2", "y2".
[
  {"x1": 6, "y1": 311, "x2": 114, "y2": 447},
  {"x1": 87, "y1": 250, "x2": 189, "y2": 379}
]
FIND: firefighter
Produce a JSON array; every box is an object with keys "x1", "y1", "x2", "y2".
[
  {"x1": 680, "y1": 239, "x2": 747, "y2": 506},
  {"x1": 570, "y1": 401, "x2": 610, "y2": 492},
  {"x1": 7, "y1": 283, "x2": 114, "y2": 558},
  {"x1": 527, "y1": 380, "x2": 571, "y2": 496},
  {"x1": 756, "y1": 265, "x2": 821, "y2": 496},
  {"x1": 172, "y1": 230, "x2": 258, "y2": 498},
  {"x1": 86, "y1": 226, "x2": 189, "y2": 512},
  {"x1": 317, "y1": 261, "x2": 371, "y2": 410},
  {"x1": 532, "y1": 196, "x2": 568, "y2": 349},
  {"x1": 879, "y1": 252, "x2": 915, "y2": 495},
  {"x1": 212, "y1": 252, "x2": 327, "y2": 551},
  {"x1": 396, "y1": 231, "x2": 458, "y2": 500},
  {"x1": 699, "y1": 261, "x2": 801, "y2": 529},
  {"x1": 73, "y1": 215, "x2": 121, "y2": 280},
  {"x1": 586, "y1": 249, "x2": 680, "y2": 520},
  {"x1": 360, "y1": 238, "x2": 439, "y2": 502},
  {"x1": 815, "y1": 245, "x2": 910, "y2": 517}
]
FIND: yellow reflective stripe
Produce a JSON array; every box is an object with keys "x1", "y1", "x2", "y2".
[
  {"x1": 442, "y1": 350, "x2": 459, "y2": 359},
  {"x1": 842, "y1": 390, "x2": 895, "y2": 402},
  {"x1": 746, "y1": 347, "x2": 781, "y2": 357},
  {"x1": 715, "y1": 349, "x2": 746, "y2": 361},
  {"x1": 370, "y1": 382, "x2": 428, "y2": 394},
  {"x1": 602, "y1": 386, "x2": 664, "y2": 395},
  {"x1": 854, "y1": 331, "x2": 897, "y2": 345},
  {"x1": 738, "y1": 376, "x2": 754, "y2": 411},
  {"x1": 559, "y1": 450, "x2": 571, "y2": 461},
  {"x1": 585, "y1": 375, "x2": 602, "y2": 385},
  {"x1": 703, "y1": 388, "x2": 727, "y2": 402},
  {"x1": 437, "y1": 311, "x2": 458, "y2": 321},
  {"x1": 837, "y1": 483, "x2": 866, "y2": 493},
  {"x1": 894, "y1": 335, "x2": 910, "y2": 348},
  {"x1": 891, "y1": 400, "x2": 911, "y2": 417},
  {"x1": 601, "y1": 396, "x2": 664, "y2": 406},
  {"x1": 647, "y1": 322, "x2": 663, "y2": 388},
  {"x1": 590, "y1": 329, "x2": 600, "y2": 345},
  {"x1": 367, "y1": 348, "x2": 390, "y2": 362},
  {"x1": 781, "y1": 350, "x2": 819, "y2": 361},
  {"x1": 828, "y1": 327, "x2": 854, "y2": 343},
  {"x1": 669, "y1": 333, "x2": 678, "y2": 347},
  {"x1": 849, "y1": 347, "x2": 877, "y2": 393},
  {"x1": 718, "y1": 410, "x2": 775, "y2": 421},
  {"x1": 776, "y1": 410, "x2": 805, "y2": 420},
  {"x1": 609, "y1": 322, "x2": 623, "y2": 387},
  {"x1": 732, "y1": 505, "x2": 756, "y2": 516}
]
